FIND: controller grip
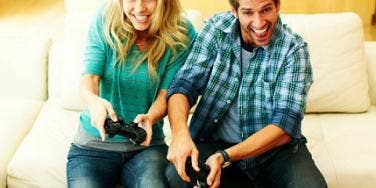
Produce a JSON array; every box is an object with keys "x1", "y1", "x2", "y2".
[{"x1": 185, "y1": 158, "x2": 210, "y2": 188}]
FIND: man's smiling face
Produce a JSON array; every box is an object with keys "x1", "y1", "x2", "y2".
[{"x1": 232, "y1": 0, "x2": 280, "y2": 47}]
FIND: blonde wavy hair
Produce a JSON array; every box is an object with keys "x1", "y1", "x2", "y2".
[{"x1": 103, "y1": 0, "x2": 189, "y2": 79}]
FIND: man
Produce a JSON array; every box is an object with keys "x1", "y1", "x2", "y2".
[{"x1": 165, "y1": 0, "x2": 327, "y2": 187}]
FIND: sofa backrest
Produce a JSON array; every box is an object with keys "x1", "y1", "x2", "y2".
[
  {"x1": 281, "y1": 13, "x2": 370, "y2": 113},
  {"x1": 365, "y1": 42, "x2": 376, "y2": 105},
  {"x1": 0, "y1": 32, "x2": 50, "y2": 101}
]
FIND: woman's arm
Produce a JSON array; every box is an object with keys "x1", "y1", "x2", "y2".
[
  {"x1": 134, "y1": 89, "x2": 168, "y2": 146},
  {"x1": 80, "y1": 74, "x2": 117, "y2": 141}
]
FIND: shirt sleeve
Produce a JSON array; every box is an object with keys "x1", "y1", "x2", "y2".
[
  {"x1": 82, "y1": 6, "x2": 108, "y2": 77},
  {"x1": 269, "y1": 42, "x2": 313, "y2": 139},
  {"x1": 159, "y1": 20, "x2": 197, "y2": 90},
  {"x1": 167, "y1": 17, "x2": 218, "y2": 107}
]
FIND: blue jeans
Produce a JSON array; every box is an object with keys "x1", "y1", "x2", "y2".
[
  {"x1": 165, "y1": 140, "x2": 327, "y2": 188},
  {"x1": 67, "y1": 144, "x2": 168, "y2": 188}
]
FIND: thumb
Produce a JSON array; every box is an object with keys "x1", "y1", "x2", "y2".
[
  {"x1": 133, "y1": 114, "x2": 145, "y2": 124},
  {"x1": 98, "y1": 124, "x2": 106, "y2": 141}
]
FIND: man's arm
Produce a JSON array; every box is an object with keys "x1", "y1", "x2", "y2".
[
  {"x1": 225, "y1": 124, "x2": 291, "y2": 161},
  {"x1": 206, "y1": 42, "x2": 312, "y2": 187},
  {"x1": 205, "y1": 124, "x2": 291, "y2": 187},
  {"x1": 166, "y1": 94, "x2": 200, "y2": 182},
  {"x1": 166, "y1": 16, "x2": 218, "y2": 182}
]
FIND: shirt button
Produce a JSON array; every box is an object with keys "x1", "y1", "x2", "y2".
[
  {"x1": 200, "y1": 138, "x2": 204, "y2": 142},
  {"x1": 213, "y1": 119, "x2": 218, "y2": 123},
  {"x1": 226, "y1": 100, "x2": 231, "y2": 104}
]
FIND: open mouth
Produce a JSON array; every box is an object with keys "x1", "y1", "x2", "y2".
[
  {"x1": 249, "y1": 25, "x2": 270, "y2": 41},
  {"x1": 133, "y1": 15, "x2": 149, "y2": 23}
]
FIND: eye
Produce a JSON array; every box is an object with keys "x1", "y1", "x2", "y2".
[
  {"x1": 242, "y1": 11, "x2": 253, "y2": 16},
  {"x1": 261, "y1": 7, "x2": 272, "y2": 14}
]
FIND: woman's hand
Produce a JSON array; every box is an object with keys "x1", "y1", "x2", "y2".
[
  {"x1": 133, "y1": 114, "x2": 154, "y2": 146},
  {"x1": 88, "y1": 97, "x2": 118, "y2": 141}
]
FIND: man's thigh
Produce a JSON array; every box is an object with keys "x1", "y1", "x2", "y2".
[{"x1": 255, "y1": 142, "x2": 327, "y2": 188}]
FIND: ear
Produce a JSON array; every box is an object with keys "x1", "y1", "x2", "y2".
[{"x1": 231, "y1": 7, "x2": 238, "y2": 18}]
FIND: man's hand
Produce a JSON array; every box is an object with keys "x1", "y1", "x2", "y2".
[
  {"x1": 205, "y1": 152, "x2": 225, "y2": 188},
  {"x1": 133, "y1": 114, "x2": 153, "y2": 146},
  {"x1": 166, "y1": 130, "x2": 200, "y2": 182},
  {"x1": 88, "y1": 97, "x2": 118, "y2": 141}
]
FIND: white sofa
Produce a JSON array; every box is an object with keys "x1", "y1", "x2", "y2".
[{"x1": 1, "y1": 1, "x2": 376, "y2": 188}]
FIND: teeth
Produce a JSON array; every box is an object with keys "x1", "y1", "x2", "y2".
[
  {"x1": 253, "y1": 27, "x2": 267, "y2": 34},
  {"x1": 135, "y1": 15, "x2": 147, "y2": 22}
]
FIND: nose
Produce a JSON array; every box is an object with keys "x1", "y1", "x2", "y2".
[
  {"x1": 252, "y1": 13, "x2": 266, "y2": 29},
  {"x1": 134, "y1": 0, "x2": 146, "y2": 13}
]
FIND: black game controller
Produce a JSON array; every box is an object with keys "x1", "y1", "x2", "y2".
[
  {"x1": 104, "y1": 118, "x2": 147, "y2": 145},
  {"x1": 185, "y1": 158, "x2": 210, "y2": 188}
]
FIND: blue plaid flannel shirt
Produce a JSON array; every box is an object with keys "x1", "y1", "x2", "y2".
[{"x1": 168, "y1": 12, "x2": 313, "y2": 171}]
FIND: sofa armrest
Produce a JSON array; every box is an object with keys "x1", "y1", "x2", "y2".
[{"x1": 365, "y1": 41, "x2": 376, "y2": 105}]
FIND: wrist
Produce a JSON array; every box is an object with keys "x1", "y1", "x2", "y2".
[
  {"x1": 145, "y1": 113, "x2": 158, "y2": 125},
  {"x1": 172, "y1": 128, "x2": 190, "y2": 140},
  {"x1": 215, "y1": 149, "x2": 231, "y2": 168}
]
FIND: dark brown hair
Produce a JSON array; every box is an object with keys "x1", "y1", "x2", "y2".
[{"x1": 228, "y1": 0, "x2": 280, "y2": 10}]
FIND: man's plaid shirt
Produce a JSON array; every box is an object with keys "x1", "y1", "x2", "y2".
[{"x1": 168, "y1": 12, "x2": 313, "y2": 171}]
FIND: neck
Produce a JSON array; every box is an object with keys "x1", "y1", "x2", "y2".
[{"x1": 135, "y1": 32, "x2": 152, "y2": 51}]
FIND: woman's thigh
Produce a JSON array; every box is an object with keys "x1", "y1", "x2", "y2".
[
  {"x1": 121, "y1": 144, "x2": 169, "y2": 188},
  {"x1": 66, "y1": 144, "x2": 123, "y2": 188}
]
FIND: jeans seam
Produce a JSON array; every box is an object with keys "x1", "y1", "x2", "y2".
[{"x1": 123, "y1": 164, "x2": 137, "y2": 188}]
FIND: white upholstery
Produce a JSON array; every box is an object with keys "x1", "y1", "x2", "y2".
[
  {"x1": 59, "y1": 11, "x2": 96, "y2": 110},
  {"x1": 365, "y1": 42, "x2": 376, "y2": 105},
  {"x1": 282, "y1": 13, "x2": 370, "y2": 113},
  {"x1": 0, "y1": 99, "x2": 44, "y2": 188},
  {"x1": 1, "y1": 2, "x2": 376, "y2": 188},
  {"x1": 0, "y1": 34, "x2": 50, "y2": 101},
  {"x1": 302, "y1": 107, "x2": 376, "y2": 188},
  {"x1": 7, "y1": 100, "x2": 79, "y2": 188}
]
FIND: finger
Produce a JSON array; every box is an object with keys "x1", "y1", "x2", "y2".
[
  {"x1": 140, "y1": 130, "x2": 152, "y2": 146},
  {"x1": 166, "y1": 147, "x2": 174, "y2": 161},
  {"x1": 98, "y1": 123, "x2": 106, "y2": 141},
  {"x1": 191, "y1": 149, "x2": 200, "y2": 171},
  {"x1": 206, "y1": 166, "x2": 218, "y2": 186},
  {"x1": 177, "y1": 157, "x2": 190, "y2": 182},
  {"x1": 211, "y1": 168, "x2": 221, "y2": 188},
  {"x1": 103, "y1": 100, "x2": 117, "y2": 121},
  {"x1": 133, "y1": 114, "x2": 144, "y2": 123}
]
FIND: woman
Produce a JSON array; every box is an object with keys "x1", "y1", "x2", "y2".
[{"x1": 66, "y1": 0, "x2": 196, "y2": 187}]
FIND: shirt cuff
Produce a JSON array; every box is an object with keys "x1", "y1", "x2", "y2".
[
  {"x1": 268, "y1": 108, "x2": 303, "y2": 139},
  {"x1": 167, "y1": 79, "x2": 200, "y2": 107}
]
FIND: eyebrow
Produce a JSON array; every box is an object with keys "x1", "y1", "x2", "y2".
[{"x1": 239, "y1": 2, "x2": 274, "y2": 11}]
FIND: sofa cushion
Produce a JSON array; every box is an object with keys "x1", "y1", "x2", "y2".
[
  {"x1": 365, "y1": 42, "x2": 376, "y2": 105},
  {"x1": 0, "y1": 99, "x2": 44, "y2": 188},
  {"x1": 0, "y1": 34, "x2": 50, "y2": 101},
  {"x1": 6, "y1": 100, "x2": 79, "y2": 187},
  {"x1": 59, "y1": 11, "x2": 96, "y2": 110},
  {"x1": 302, "y1": 106, "x2": 376, "y2": 188},
  {"x1": 282, "y1": 13, "x2": 370, "y2": 113}
]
